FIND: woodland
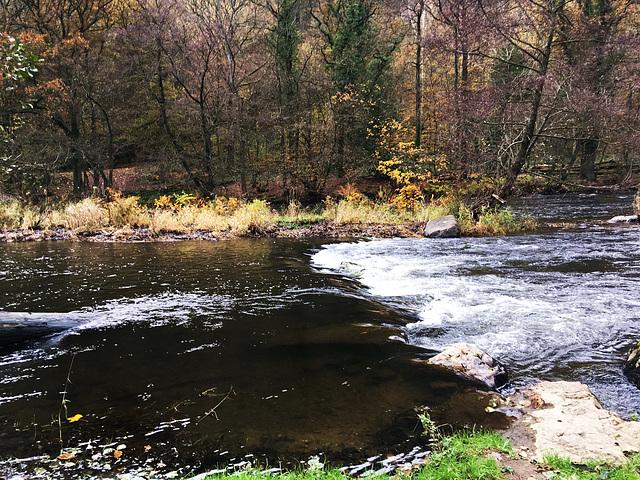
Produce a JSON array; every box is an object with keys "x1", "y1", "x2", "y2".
[{"x1": 0, "y1": 0, "x2": 639, "y2": 206}]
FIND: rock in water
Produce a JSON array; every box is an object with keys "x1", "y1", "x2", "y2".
[
  {"x1": 423, "y1": 215, "x2": 461, "y2": 238},
  {"x1": 634, "y1": 190, "x2": 640, "y2": 217},
  {"x1": 502, "y1": 381, "x2": 640, "y2": 464},
  {"x1": 607, "y1": 215, "x2": 638, "y2": 224},
  {"x1": 624, "y1": 342, "x2": 640, "y2": 386},
  {"x1": 0, "y1": 312, "x2": 81, "y2": 346},
  {"x1": 426, "y1": 343, "x2": 508, "y2": 390}
]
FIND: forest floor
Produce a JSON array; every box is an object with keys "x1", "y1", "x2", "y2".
[{"x1": 52, "y1": 161, "x2": 640, "y2": 205}]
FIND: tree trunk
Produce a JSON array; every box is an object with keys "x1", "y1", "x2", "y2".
[
  {"x1": 497, "y1": 25, "x2": 555, "y2": 200},
  {"x1": 580, "y1": 138, "x2": 598, "y2": 180},
  {"x1": 415, "y1": 3, "x2": 423, "y2": 148}
]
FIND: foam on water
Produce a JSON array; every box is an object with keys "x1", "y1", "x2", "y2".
[{"x1": 312, "y1": 227, "x2": 640, "y2": 414}]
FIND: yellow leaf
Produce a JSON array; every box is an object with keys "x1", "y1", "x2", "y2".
[
  {"x1": 145, "y1": 445, "x2": 152, "y2": 451},
  {"x1": 67, "y1": 414, "x2": 83, "y2": 423}
]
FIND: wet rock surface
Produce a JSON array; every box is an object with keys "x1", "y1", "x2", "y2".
[
  {"x1": 423, "y1": 343, "x2": 509, "y2": 390},
  {"x1": 623, "y1": 342, "x2": 640, "y2": 387}
]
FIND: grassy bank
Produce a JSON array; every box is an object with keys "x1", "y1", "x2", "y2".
[
  {"x1": 0, "y1": 191, "x2": 536, "y2": 238},
  {"x1": 186, "y1": 431, "x2": 640, "y2": 480}
]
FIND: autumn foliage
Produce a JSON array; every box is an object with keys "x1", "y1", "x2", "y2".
[{"x1": 0, "y1": 0, "x2": 639, "y2": 205}]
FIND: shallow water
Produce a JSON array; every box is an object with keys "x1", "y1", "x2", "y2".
[
  {"x1": 0, "y1": 193, "x2": 639, "y2": 477},
  {"x1": 313, "y1": 193, "x2": 640, "y2": 414}
]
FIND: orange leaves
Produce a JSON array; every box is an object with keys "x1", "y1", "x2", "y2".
[
  {"x1": 58, "y1": 452, "x2": 75, "y2": 460},
  {"x1": 392, "y1": 184, "x2": 424, "y2": 212}
]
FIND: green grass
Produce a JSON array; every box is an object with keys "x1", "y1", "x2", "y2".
[
  {"x1": 543, "y1": 452, "x2": 640, "y2": 480},
  {"x1": 188, "y1": 431, "x2": 640, "y2": 480},
  {"x1": 415, "y1": 430, "x2": 510, "y2": 480},
  {"x1": 191, "y1": 431, "x2": 511, "y2": 480}
]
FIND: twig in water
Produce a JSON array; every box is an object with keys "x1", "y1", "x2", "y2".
[
  {"x1": 58, "y1": 353, "x2": 76, "y2": 450},
  {"x1": 196, "y1": 386, "x2": 235, "y2": 423}
]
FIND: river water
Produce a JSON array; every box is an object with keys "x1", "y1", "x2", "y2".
[{"x1": 0, "y1": 193, "x2": 638, "y2": 477}]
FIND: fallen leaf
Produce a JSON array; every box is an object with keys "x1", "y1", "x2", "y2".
[
  {"x1": 114, "y1": 450, "x2": 123, "y2": 458},
  {"x1": 58, "y1": 452, "x2": 75, "y2": 460},
  {"x1": 67, "y1": 414, "x2": 83, "y2": 423},
  {"x1": 144, "y1": 445, "x2": 152, "y2": 451}
]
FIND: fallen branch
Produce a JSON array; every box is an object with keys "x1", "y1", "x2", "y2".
[{"x1": 196, "y1": 386, "x2": 235, "y2": 423}]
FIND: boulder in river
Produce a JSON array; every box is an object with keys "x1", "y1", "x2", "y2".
[
  {"x1": 423, "y1": 215, "x2": 461, "y2": 238},
  {"x1": 425, "y1": 343, "x2": 508, "y2": 390},
  {"x1": 502, "y1": 381, "x2": 640, "y2": 465},
  {"x1": 623, "y1": 342, "x2": 640, "y2": 386},
  {"x1": 607, "y1": 215, "x2": 638, "y2": 224},
  {"x1": 634, "y1": 190, "x2": 640, "y2": 216}
]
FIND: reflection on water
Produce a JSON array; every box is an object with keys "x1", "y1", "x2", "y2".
[
  {"x1": 0, "y1": 239, "x2": 501, "y2": 478},
  {"x1": 0, "y1": 193, "x2": 639, "y2": 477}
]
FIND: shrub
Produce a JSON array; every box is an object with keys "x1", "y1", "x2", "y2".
[{"x1": 106, "y1": 192, "x2": 148, "y2": 227}]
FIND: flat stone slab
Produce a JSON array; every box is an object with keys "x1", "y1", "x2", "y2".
[{"x1": 502, "y1": 381, "x2": 640, "y2": 464}]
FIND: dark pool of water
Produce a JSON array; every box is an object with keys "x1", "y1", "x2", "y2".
[
  {"x1": 0, "y1": 239, "x2": 503, "y2": 478},
  {"x1": 0, "y1": 192, "x2": 638, "y2": 478}
]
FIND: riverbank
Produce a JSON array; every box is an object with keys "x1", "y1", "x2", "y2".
[
  {"x1": 0, "y1": 220, "x2": 427, "y2": 243},
  {"x1": 0, "y1": 194, "x2": 536, "y2": 242}
]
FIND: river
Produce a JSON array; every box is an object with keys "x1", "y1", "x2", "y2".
[{"x1": 0, "y1": 193, "x2": 638, "y2": 478}]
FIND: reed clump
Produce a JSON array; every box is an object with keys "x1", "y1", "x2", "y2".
[
  {"x1": 63, "y1": 198, "x2": 107, "y2": 231},
  {"x1": 0, "y1": 199, "x2": 42, "y2": 231}
]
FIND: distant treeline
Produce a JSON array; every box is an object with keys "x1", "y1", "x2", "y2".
[{"x1": 1, "y1": 0, "x2": 639, "y2": 202}]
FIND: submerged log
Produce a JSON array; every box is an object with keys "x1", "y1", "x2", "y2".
[{"x1": 0, "y1": 312, "x2": 81, "y2": 346}]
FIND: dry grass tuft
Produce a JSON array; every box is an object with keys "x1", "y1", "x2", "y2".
[
  {"x1": 149, "y1": 210, "x2": 185, "y2": 234},
  {"x1": 0, "y1": 200, "x2": 43, "y2": 231},
  {"x1": 64, "y1": 199, "x2": 106, "y2": 231},
  {"x1": 229, "y1": 200, "x2": 274, "y2": 234}
]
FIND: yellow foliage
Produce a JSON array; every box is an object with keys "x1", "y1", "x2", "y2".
[
  {"x1": 372, "y1": 120, "x2": 447, "y2": 185},
  {"x1": 154, "y1": 195, "x2": 173, "y2": 210},
  {"x1": 392, "y1": 184, "x2": 424, "y2": 212},
  {"x1": 106, "y1": 189, "x2": 147, "y2": 227},
  {"x1": 67, "y1": 414, "x2": 83, "y2": 423}
]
